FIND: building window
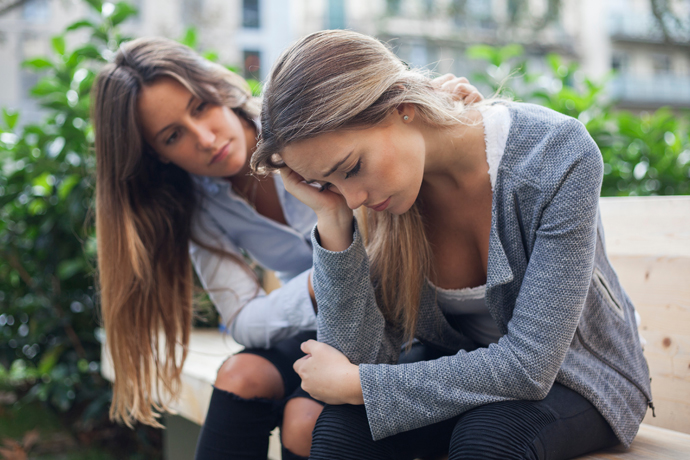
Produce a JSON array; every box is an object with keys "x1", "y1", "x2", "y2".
[
  {"x1": 652, "y1": 53, "x2": 672, "y2": 75},
  {"x1": 328, "y1": 0, "x2": 346, "y2": 29},
  {"x1": 611, "y1": 52, "x2": 628, "y2": 72},
  {"x1": 22, "y1": 0, "x2": 50, "y2": 23},
  {"x1": 243, "y1": 50, "x2": 261, "y2": 81},
  {"x1": 243, "y1": 0, "x2": 260, "y2": 28}
]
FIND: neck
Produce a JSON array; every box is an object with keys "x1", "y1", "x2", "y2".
[{"x1": 419, "y1": 109, "x2": 486, "y2": 199}]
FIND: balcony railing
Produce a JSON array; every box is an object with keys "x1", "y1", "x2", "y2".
[
  {"x1": 609, "y1": 74, "x2": 690, "y2": 107},
  {"x1": 608, "y1": 13, "x2": 690, "y2": 42}
]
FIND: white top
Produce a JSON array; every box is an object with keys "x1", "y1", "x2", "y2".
[
  {"x1": 189, "y1": 172, "x2": 318, "y2": 349},
  {"x1": 432, "y1": 104, "x2": 511, "y2": 347}
]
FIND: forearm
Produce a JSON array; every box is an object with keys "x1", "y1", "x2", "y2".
[
  {"x1": 311, "y1": 221, "x2": 403, "y2": 364},
  {"x1": 229, "y1": 269, "x2": 317, "y2": 348}
]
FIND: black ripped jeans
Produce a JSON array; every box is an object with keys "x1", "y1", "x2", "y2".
[{"x1": 194, "y1": 331, "x2": 322, "y2": 460}]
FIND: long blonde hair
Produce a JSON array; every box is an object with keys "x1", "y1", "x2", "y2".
[
  {"x1": 252, "y1": 30, "x2": 468, "y2": 342},
  {"x1": 92, "y1": 37, "x2": 259, "y2": 427}
]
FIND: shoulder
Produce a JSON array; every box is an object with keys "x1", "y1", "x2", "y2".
[
  {"x1": 505, "y1": 102, "x2": 593, "y2": 148},
  {"x1": 500, "y1": 102, "x2": 602, "y2": 187}
]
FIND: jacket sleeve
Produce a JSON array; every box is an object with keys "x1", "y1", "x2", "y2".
[
  {"x1": 313, "y1": 119, "x2": 604, "y2": 440},
  {"x1": 190, "y1": 213, "x2": 316, "y2": 349},
  {"x1": 311, "y1": 222, "x2": 404, "y2": 365}
]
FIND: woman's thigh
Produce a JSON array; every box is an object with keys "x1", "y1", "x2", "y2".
[
  {"x1": 449, "y1": 383, "x2": 619, "y2": 460},
  {"x1": 310, "y1": 404, "x2": 458, "y2": 460}
]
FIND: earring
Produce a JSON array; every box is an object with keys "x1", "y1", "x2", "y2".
[{"x1": 403, "y1": 115, "x2": 409, "y2": 121}]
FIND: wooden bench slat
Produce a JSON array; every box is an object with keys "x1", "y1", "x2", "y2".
[{"x1": 574, "y1": 424, "x2": 690, "y2": 459}]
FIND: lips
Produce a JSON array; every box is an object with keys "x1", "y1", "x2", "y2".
[
  {"x1": 367, "y1": 196, "x2": 391, "y2": 212},
  {"x1": 209, "y1": 142, "x2": 230, "y2": 165}
]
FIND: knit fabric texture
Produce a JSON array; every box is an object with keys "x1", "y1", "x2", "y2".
[{"x1": 310, "y1": 102, "x2": 652, "y2": 446}]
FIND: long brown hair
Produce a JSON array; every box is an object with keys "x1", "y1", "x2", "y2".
[
  {"x1": 251, "y1": 30, "x2": 468, "y2": 343},
  {"x1": 93, "y1": 37, "x2": 259, "y2": 427}
]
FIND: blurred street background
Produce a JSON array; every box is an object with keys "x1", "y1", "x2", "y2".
[{"x1": 0, "y1": 0, "x2": 689, "y2": 458}]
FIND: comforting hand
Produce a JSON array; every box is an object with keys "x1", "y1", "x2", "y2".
[
  {"x1": 279, "y1": 167, "x2": 353, "y2": 252},
  {"x1": 293, "y1": 340, "x2": 364, "y2": 405},
  {"x1": 431, "y1": 74, "x2": 484, "y2": 104}
]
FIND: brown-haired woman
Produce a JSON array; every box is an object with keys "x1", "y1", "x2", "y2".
[
  {"x1": 92, "y1": 36, "x2": 480, "y2": 459},
  {"x1": 252, "y1": 30, "x2": 652, "y2": 459}
]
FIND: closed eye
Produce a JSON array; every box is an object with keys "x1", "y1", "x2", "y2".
[
  {"x1": 165, "y1": 129, "x2": 180, "y2": 145},
  {"x1": 345, "y1": 159, "x2": 361, "y2": 179},
  {"x1": 194, "y1": 101, "x2": 208, "y2": 114},
  {"x1": 318, "y1": 182, "x2": 332, "y2": 192}
]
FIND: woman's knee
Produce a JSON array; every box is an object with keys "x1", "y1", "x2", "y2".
[
  {"x1": 214, "y1": 353, "x2": 284, "y2": 399},
  {"x1": 281, "y1": 397, "x2": 323, "y2": 457},
  {"x1": 310, "y1": 404, "x2": 388, "y2": 460},
  {"x1": 448, "y1": 401, "x2": 553, "y2": 460}
]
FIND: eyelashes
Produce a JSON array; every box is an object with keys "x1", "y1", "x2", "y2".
[
  {"x1": 345, "y1": 159, "x2": 361, "y2": 179},
  {"x1": 316, "y1": 158, "x2": 362, "y2": 192},
  {"x1": 163, "y1": 100, "x2": 209, "y2": 146}
]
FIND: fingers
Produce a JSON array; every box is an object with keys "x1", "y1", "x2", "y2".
[
  {"x1": 448, "y1": 83, "x2": 483, "y2": 104},
  {"x1": 293, "y1": 354, "x2": 309, "y2": 375},
  {"x1": 430, "y1": 73, "x2": 454, "y2": 87},
  {"x1": 460, "y1": 85, "x2": 484, "y2": 104},
  {"x1": 432, "y1": 74, "x2": 484, "y2": 104},
  {"x1": 279, "y1": 167, "x2": 303, "y2": 185},
  {"x1": 300, "y1": 339, "x2": 317, "y2": 354}
]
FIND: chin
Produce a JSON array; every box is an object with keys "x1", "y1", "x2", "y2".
[{"x1": 386, "y1": 200, "x2": 412, "y2": 216}]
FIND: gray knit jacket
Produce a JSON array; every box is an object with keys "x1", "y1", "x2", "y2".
[{"x1": 311, "y1": 102, "x2": 652, "y2": 446}]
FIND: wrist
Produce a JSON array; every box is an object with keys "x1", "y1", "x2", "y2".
[
  {"x1": 316, "y1": 209, "x2": 354, "y2": 252},
  {"x1": 346, "y1": 363, "x2": 364, "y2": 405}
]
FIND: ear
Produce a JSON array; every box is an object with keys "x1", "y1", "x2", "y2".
[{"x1": 396, "y1": 103, "x2": 415, "y2": 123}]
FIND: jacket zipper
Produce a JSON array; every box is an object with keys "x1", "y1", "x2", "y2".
[{"x1": 575, "y1": 329, "x2": 655, "y2": 416}]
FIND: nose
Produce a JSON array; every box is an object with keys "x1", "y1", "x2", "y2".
[
  {"x1": 190, "y1": 120, "x2": 216, "y2": 150},
  {"x1": 338, "y1": 184, "x2": 367, "y2": 210}
]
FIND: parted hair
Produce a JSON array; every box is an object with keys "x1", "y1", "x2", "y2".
[
  {"x1": 251, "y1": 30, "x2": 468, "y2": 343},
  {"x1": 92, "y1": 36, "x2": 259, "y2": 428}
]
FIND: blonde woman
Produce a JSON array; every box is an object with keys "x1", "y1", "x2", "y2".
[
  {"x1": 252, "y1": 30, "x2": 652, "y2": 460},
  {"x1": 92, "y1": 36, "x2": 479, "y2": 459}
]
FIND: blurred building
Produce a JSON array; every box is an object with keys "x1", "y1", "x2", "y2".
[{"x1": 1, "y1": 0, "x2": 689, "y2": 123}]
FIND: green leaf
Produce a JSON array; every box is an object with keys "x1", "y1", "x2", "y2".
[
  {"x1": 28, "y1": 198, "x2": 47, "y2": 215},
  {"x1": 58, "y1": 174, "x2": 81, "y2": 199},
  {"x1": 179, "y1": 27, "x2": 198, "y2": 48},
  {"x1": 466, "y1": 45, "x2": 497, "y2": 63},
  {"x1": 52, "y1": 36, "x2": 66, "y2": 56},
  {"x1": 32, "y1": 172, "x2": 55, "y2": 196},
  {"x1": 22, "y1": 58, "x2": 54, "y2": 70},
  {"x1": 109, "y1": 1, "x2": 139, "y2": 26},
  {"x1": 247, "y1": 79, "x2": 262, "y2": 97},
  {"x1": 70, "y1": 44, "x2": 102, "y2": 61},
  {"x1": 498, "y1": 44, "x2": 524, "y2": 62},
  {"x1": 30, "y1": 78, "x2": 65, "y2": 97},
  {"x1": 57, "y1": 259, "x2": 84, "y2": 280},
  {"x1": 38, "y1": 346, "x2": 63, "y2": 375},
  {"x1": 2, "y1": 108, "x2": 19, "y2": 129},
  {"x1": 202, "y1": 50, "x2": 219, "y2": 62},
  {"x1": 66, "y1": 19, "x2": 96, "y2": 32},
  {"x1": 84, "y1": 0, "x2": 103, "y2": 13}
]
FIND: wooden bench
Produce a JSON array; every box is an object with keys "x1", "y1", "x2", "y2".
[{"x1": 101, "y1": 196, "x2": 690, "y2": 459}]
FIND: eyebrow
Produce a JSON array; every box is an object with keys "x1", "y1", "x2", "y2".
[
  {"x1": 322, "y1": 151, "x2": 353, "y2": 178},
  {"x1": 153, "y1": 94, "x2": 196, "y2": 141}
]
